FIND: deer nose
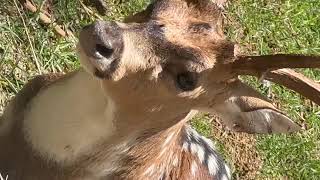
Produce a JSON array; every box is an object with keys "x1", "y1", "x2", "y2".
[{"x1": 79, "y1": 20, "x2": 124, "y2": 60}]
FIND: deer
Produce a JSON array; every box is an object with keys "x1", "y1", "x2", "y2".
[{"x1": 1, "y1": 0, "x2": 320, "y2": 179}]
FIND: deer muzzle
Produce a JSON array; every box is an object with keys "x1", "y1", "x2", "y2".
[{"x1": 79, "y1": 21, "x2": 124, "y2": 79}]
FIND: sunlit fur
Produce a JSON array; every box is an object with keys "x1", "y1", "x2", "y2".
[{"x1": 0, "y1": 0, "x2": 300, "y2": 179}]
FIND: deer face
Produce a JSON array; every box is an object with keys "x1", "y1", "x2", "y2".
[
  {"x1": 78, "y1": 1, "x2": 231, "y2": 105},
  {"x1": 78, "y1": 0, "x2": 302, "y2": 133}
]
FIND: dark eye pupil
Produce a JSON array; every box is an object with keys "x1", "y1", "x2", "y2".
[{"x1": 177, "y1": 73, "x2": 197, "y2": 91}]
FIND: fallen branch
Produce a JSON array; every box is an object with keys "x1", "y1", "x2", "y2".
[
  {"x1": 20, "y1": 0, "x2": 74, "y2": 37},
  {"x1": 14, "y1": 0, "x2": 42, "y2": 74},
  {"x1": 79, "y1": 0, "x2": 103, "y2": 20}
]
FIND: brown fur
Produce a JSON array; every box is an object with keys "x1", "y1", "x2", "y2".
[
  {"x1": 0, "y1": 74, "x2": 223, "y2": 179},
  {"x1": 0, "y1": 0, "x2": 301, "y2": 179},
  {"x1": 0, "y1": 73, "x2": 76, "y2": 180}
]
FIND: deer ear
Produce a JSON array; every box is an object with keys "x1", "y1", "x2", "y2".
[{"x1": 211, "y1": 80, "x2": 301, "y2": 134}]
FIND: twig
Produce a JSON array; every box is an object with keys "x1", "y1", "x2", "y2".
[
  {"x1": 79, "y1": 0, "x2": 103, "y2": 21},
  {"x1": 86, "y1": 0, "x2": 107, "y2": 15},
  {"x1": 21, "y1": 0, "x2": 74, "y2": 38},
  {"x1": 13, "y1": 0, "x2": 42, "y2": 74}
]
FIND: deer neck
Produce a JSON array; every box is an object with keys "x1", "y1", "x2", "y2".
[
  {"x1": 22, "y1": 69, "x2": 191, "y2": 168},
  {"x1": 78, "y1": 110, "x2": 198, "y2": 178}
]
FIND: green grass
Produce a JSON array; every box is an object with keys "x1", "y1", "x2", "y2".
[
  {"x1": 224, "y1": 0, "x2": 320, "y2": 179},
  {"x1": 1, "y1": 0, "x2": 320, "y2": 179}
]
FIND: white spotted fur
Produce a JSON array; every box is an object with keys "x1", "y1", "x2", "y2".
[
  {"x1": 191, "y1": 161, "x2": 198, "y2": 176},
  {"x1": 207, "y1": 154, "x2": 219, "y2": 175},
  {"x1": 182, "y1": 126, "x2": 231, "y2": 179}
]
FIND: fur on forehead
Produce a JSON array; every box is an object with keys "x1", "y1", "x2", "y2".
[
  {"x1": 152, "y1": 0, "x2": 221, "y2": 23},
  {"x1": 124, "y1": 0, "x2": 234, "y2": 65},
  {"x1": 125, "y1": 0, "x2": 222, "y2": 23}
]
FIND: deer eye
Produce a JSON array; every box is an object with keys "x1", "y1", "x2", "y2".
[{"x1": 176, "y1": 72, "x2": 197, "y2": 91}]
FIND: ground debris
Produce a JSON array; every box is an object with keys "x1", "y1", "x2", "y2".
[{"x1": 210, "y1": 115, "x2": 262, "y2": 180}]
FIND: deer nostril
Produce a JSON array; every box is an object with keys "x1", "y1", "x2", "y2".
[{"x1": 95, "y1": 44, "x2": 114, "y2": 59}]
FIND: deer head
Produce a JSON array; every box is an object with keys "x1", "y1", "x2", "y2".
[{"x1": 77, "y1": 0, "x2": 320, "y2": 135}]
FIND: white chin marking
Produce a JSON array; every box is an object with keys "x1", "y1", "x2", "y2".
[
  {"x1": 23, "y1": 70, "x2": 116, "y2": 163},
  {"x1": 207, "y1": 154, "x2": 219, "y2": 175}
]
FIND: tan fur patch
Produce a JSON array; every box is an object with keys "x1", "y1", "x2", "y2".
[{"x1": 23, "y1": 70, "x2": 116, "y2": 163}]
